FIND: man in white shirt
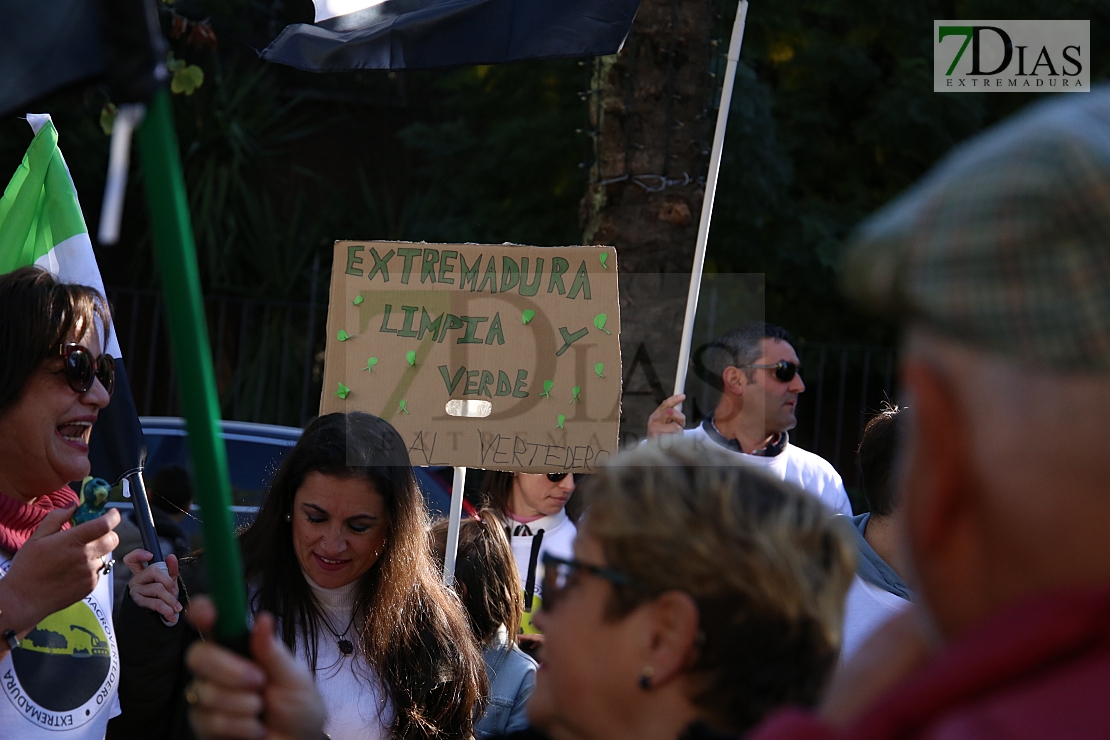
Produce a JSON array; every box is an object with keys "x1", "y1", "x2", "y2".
[{"x1": 647, "y1": 322, "x2": 852, "y2": 515}]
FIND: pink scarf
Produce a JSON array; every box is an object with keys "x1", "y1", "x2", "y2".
[{"x1": 0, "y1": 487, "x2": 77, "y2": 553}]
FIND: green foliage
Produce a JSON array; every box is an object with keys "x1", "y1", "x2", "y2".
[
  {"x1": 4, "y1": 0, "x2": 1108, "y2": 425},
  {"x1": 394, "y1": 62, "x2": 590, "y2": 246},
  {"x1": 707, "y1": 0, "x2": 1110, "y2": 345},
  {"x1": 167, "y1": 52, "x2": 206, "y2": 96},
  {"x1": 99, "y1": 103, "x2": 117, "y2": 136},
  {"x1": 168, "y1": 58, "x2": 327, "y2": 296}
]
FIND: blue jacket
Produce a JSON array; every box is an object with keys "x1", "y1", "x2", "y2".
[
  {"x1": 850, "y1": 513, "x2": 913, "y2": 599},
  {"x1": 476, "y1": 626, "x2": 538, "y2": 738}
]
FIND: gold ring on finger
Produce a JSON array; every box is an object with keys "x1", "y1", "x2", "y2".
[{"x1": 184, "y1": 681, "x2": 200, "y2": 706}]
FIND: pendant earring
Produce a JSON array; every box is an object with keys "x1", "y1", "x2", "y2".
[
  {"x1": 639, "y1": 666, "x2": 655, "y2": 690},
  {"x1": 284, "y1": 513, "x2": 291, "y2": 522}
]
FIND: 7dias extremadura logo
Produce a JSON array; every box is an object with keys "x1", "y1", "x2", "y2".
[{"x1": 934, "y1": 20, "x2": 1089, "y2": 93}]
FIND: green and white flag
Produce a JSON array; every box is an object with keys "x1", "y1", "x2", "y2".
[
  {"x1": 0, "y1": 116, "x2": 114, "y2": 300},
  {"x1": 0, "y1": 114, "x2": 146, "y2": 486}
]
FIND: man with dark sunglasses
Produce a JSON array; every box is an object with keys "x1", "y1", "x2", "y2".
[{"x1": 647, "y1": 321, "x2": 851, "y2": 516}]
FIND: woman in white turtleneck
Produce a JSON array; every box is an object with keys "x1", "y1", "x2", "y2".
[
  {"x1": 479, "y1": 472, "x2": 577, "y2": 629},
  {"x1": 292, "y1": 473, "x2": 393, "y2": 740},
  {"x1": 116, "y1": 413, "x2": 486, "y2": 740}
]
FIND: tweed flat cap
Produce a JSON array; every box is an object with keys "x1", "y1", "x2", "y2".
[{"x1": 842, "y1": 87, "x2": 1110, "y2": 372}]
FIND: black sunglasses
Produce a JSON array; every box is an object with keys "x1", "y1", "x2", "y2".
[
  {"x1": 545, "y1": 473, "x2": 584, "y2": 483},
  {"x1": 540, "y1": 553, "x2": 633, "y2": 611},
  {"x1": 743, "y1": 360, "x2": 801, "y2": 383},
  {"x1": 59, "y1": 343, "x2": 115, "y2": 396}
]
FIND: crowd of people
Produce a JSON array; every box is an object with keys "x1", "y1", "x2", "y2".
[{"x1": 1, "y1": 88, "x2": 1109, "y2": 740}]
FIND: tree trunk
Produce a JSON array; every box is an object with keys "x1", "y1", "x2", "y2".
[{"x1": 581, "y1": 0, "x2": 719, "y2": 446}]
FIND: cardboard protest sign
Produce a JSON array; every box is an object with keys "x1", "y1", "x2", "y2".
[{"x1": 320, "y1": 241, "x2": 621, "y2": 472}]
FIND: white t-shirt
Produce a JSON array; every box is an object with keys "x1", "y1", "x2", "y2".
[
  {"x1": 840, "y1": 575, "x2": 910, "y2": 661},
  {"x1": 304, "y1": 578, "x2": 393, "y2": 740},
  {"x1": 508, "y1": 509, "x2": 577, "y2": 619},
  {"x1": 682, "y1": 426, "x2": 853, "y2": 516},
  {"x1": 0, "y1": 549, "x2": 121, "y2": 739}
]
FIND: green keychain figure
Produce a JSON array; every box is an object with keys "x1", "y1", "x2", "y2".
[{"x1": 72, "y1": 476, "x2": 111, "y2": 526}]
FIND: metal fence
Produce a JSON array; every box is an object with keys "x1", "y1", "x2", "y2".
[
  {"x1": 791, "y1": 342, "x2": 899, "y2": 488},
  {"x1": 106, "y1": 283, "x2": 898, "y2": 482},
  {"x1": 104, "y1": 284, "x2": 328, "y2": 429}
]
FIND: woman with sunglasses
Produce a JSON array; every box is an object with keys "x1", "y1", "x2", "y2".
[
  {"x1": 178, "y1": 436, "x2": 856, "y2": 740},
  {"x1": 0, "y1": 266, "x2": 124, "y2": 739},
  {"x1": 478, "y1": 471, "x2": 578, "y2": 632},
  {"x1": 111, "y1": 412, "x2": 486, "y2": 740}
]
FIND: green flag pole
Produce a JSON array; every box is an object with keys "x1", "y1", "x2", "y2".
[{"x1": 136, "y1": 87, "x2": 248, "y2": 649}]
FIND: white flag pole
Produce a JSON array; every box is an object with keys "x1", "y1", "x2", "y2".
[
  {"x1": 442, "y1": 466, "x2": 467, "y2": 586},
  {"x1": 98, "y1": 104, "x2": 145, "y2": 245},
  {"x1": 672, "y1": 1, "x2": 750, "y2": 400}
]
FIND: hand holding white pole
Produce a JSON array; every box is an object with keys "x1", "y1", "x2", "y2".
[{"x1": 672, "y1": 1, "x2": 750, "y2": 402}]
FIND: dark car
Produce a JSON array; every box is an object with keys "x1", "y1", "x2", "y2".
[{"x1": 93, "y1": 417, "x2": 452, "y2": 546}]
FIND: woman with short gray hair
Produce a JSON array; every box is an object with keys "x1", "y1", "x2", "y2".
[{"x1": 179, "y1": 436, "x2": 856, "y2": 740}]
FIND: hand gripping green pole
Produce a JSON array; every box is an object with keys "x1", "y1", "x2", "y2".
[{"x1": 136, "y1": 88, "x2": 248, "y2": 650}]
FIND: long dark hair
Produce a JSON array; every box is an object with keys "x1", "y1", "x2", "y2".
[
  {"x1": 477, "y1": 470, "x2": 514, "y2": 515},
  {"x1": 430, "y1": 512, "x2": 522, "y2": 643},
  {"x1": 240, "y1": 412, "x2": 487, "y2": 740}
]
